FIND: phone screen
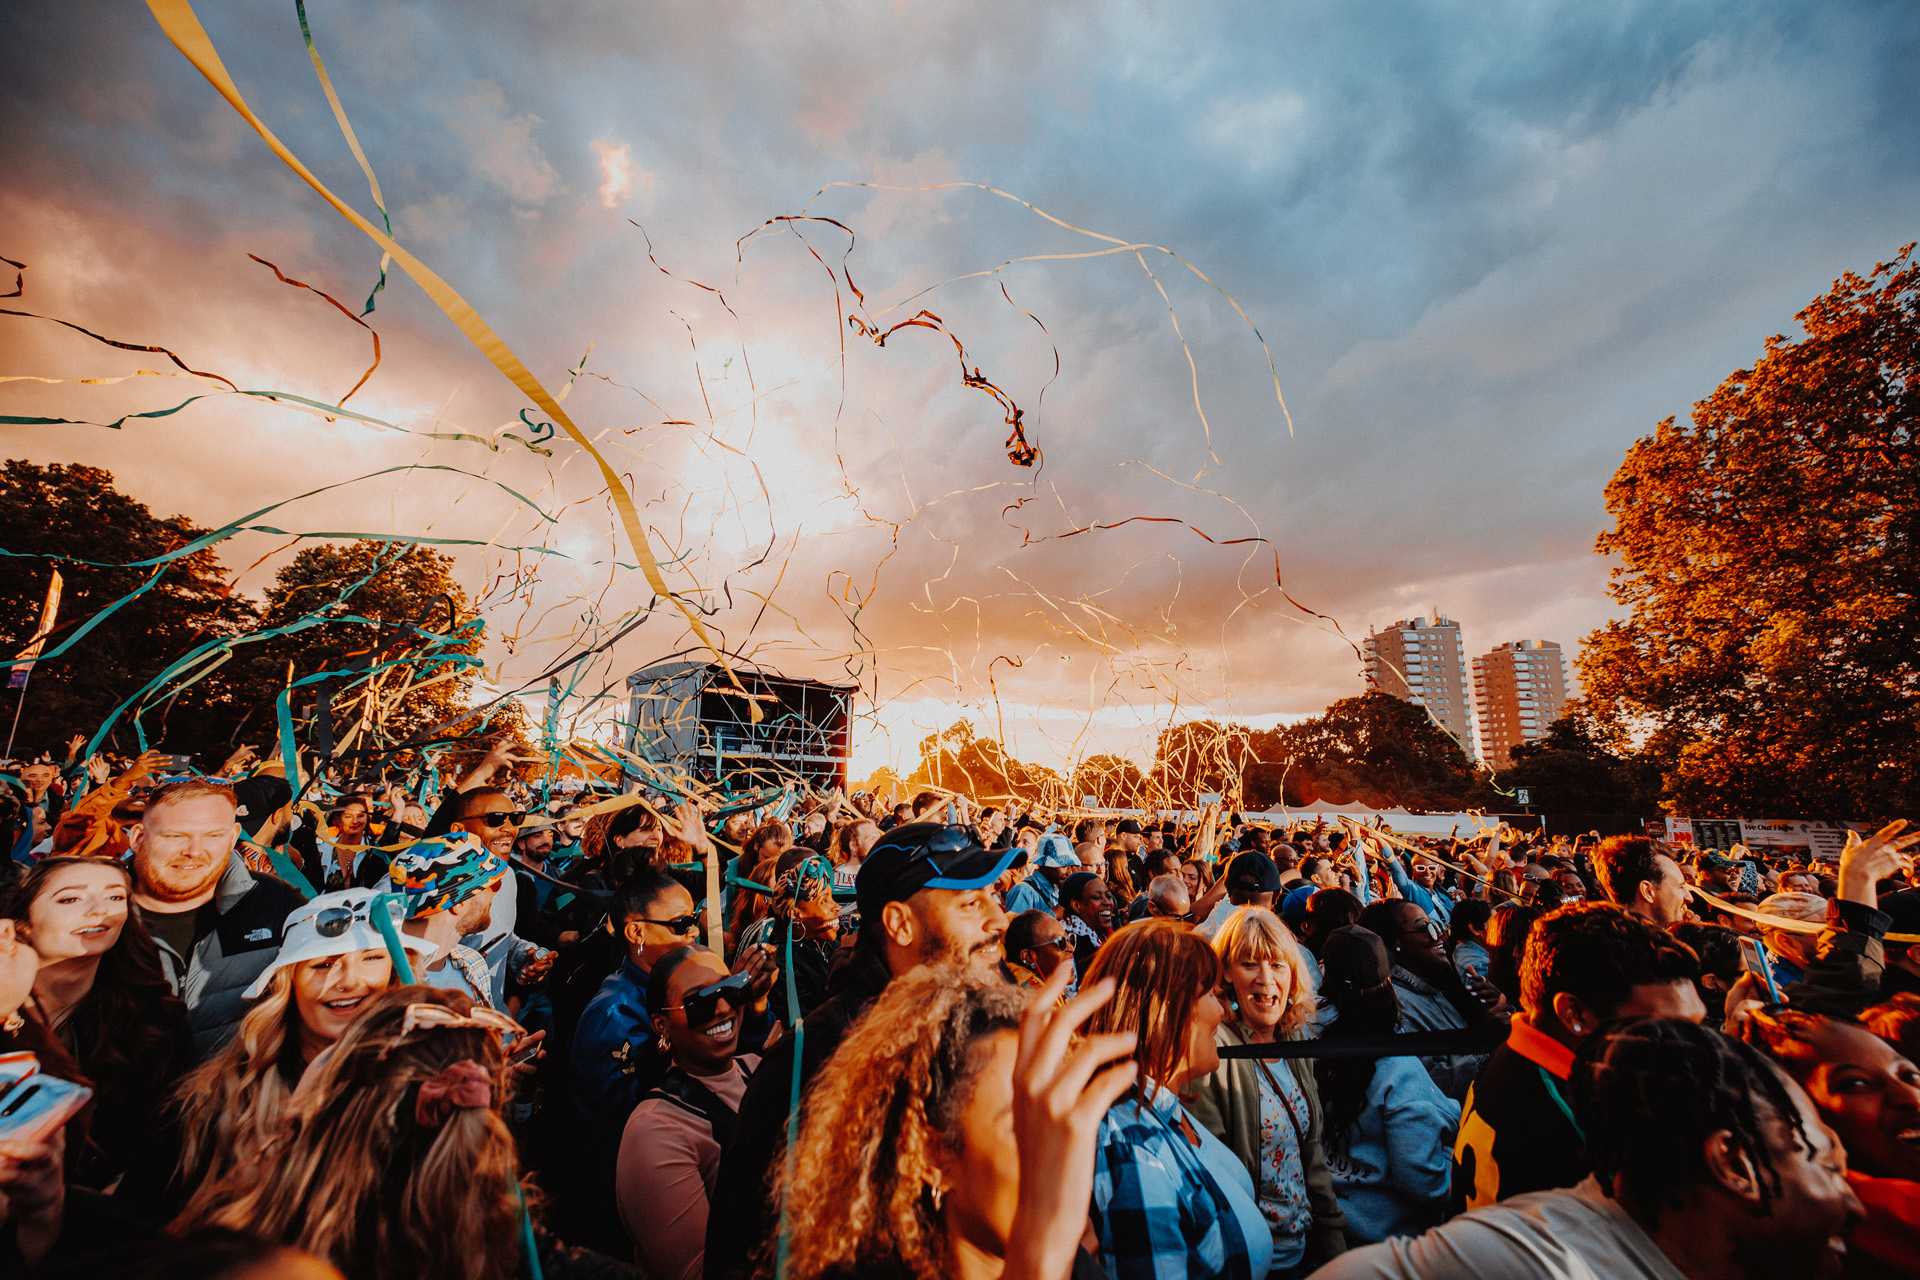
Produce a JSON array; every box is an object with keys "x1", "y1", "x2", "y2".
[{"x1": 1738, "y1": 936, "x2": 1783, "y2": 1002}]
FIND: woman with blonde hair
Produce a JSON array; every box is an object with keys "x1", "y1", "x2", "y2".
[
  {"x1": 1082, "y1": 919, "x2": 1272, "y2": 1279},
  {"x1": 120, "y1": 888, "x2": 433, "y2": 1215},
  {"x1": 773, "y1": 963, "x2": 1139, "y2": 1280},
  {"x1": 175, "y1": 984, "x2": 605, "y2": 1280},
  {"x1": 1187, "y1": 907, "x2": 1346, "y2": 1277}
]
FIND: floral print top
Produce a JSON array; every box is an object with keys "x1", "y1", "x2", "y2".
[{"x1": 1254, "y1": 1056, "x2": 1315, "y2": 1243}]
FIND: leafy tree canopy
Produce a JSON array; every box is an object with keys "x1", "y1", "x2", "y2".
[{"x1": 1581, "y1": 246, "x2": 1920, "y2": 818}]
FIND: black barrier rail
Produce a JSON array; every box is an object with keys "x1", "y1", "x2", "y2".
[{"x1": 1217, "y1": 1026, "x2": 1506, "y2": 1060}]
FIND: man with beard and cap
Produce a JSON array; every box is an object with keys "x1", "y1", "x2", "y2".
[
  {"x1": 1003, "y1": 831, "x2": 1081, "y2": 916},
  {"x1": 129, "y1": 777, "x2": 305, "y2": 1057},
  {"x1": 390, "y1": 834, "x2": 511, "y2": 1007},
  {"x1": 704, "y1": 817, "x2": 1015, "y2": 1280}
]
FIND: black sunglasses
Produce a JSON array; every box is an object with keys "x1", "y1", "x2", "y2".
[
  {"x1": 470, "y1": 810, "x2": 529, "y2": 828},
  {"x1": 1029, "y1": 936, "x2": 1072, "y2": 953},
  {"x1": 640, "y1": 913, "x2": 700, "y2": 936},
  {"x1": 668, "y1": 972, "x2": 753, "y2": 1025}
]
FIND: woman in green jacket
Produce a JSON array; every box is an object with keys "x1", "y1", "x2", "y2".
[{"x1": 1185, "y1": 905, "x2": 1347, "y2": 1278}]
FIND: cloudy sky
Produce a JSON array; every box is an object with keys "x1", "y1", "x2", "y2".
[{"x1": 3, "y1": 0, "x2": 1916, "y2": 775}]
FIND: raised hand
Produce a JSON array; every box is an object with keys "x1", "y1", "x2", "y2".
[
  {"x1": 1837, "y1": 820, "x2": 1920, "y2": 908},
  {"x1": 1003, "y1": 968, "x2": 1138, "y2": 1280}
]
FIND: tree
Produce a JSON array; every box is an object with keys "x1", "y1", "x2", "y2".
[
  {"x1": 242, "y1": 541, "x2": 524, "y2": 775},
  {"x1": 1493, "y1": 709, "x2": 1664, "y2": 815},
  {"x1": 907, "y1": 720, "x2": 1062, "y2": 803},
  {"x1": 1069, "y1": 754, "x2": 1148, "y2": 809},
  {"x1": 1251, "y1": 692, "x2": 1477, "y2": 811},
  {"x1": 1581, "y1": 246, "x2": 1920, "y2": 819},
  {"x1": 0, "y1": 461, "x2": 260, "y2": 760},
  {"x1": 1149, "y1": 720, "x2": 1253, "y2": 808}
]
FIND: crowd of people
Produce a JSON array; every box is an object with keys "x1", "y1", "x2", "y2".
[{"x1": 1, "y1": 737, "x2": 1918, "y2": 1280}]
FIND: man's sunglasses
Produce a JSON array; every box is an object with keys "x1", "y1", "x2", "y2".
[
  {"x1": 639, "y1": 913, "x2": 700, "y2": 936},
  {"x1": 309, "y1": 900, "x2": 398, "y2": 938},
  {"x1": 898, "y1": 823, "x2": 998, "y2": 891},
  {"x1": 667, "y1": 972, "x2": 754, "y2": 1026},
  {"x1": 469, "y1": 810, "x2": 529, "y2": 828}
]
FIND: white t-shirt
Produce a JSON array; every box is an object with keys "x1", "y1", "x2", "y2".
[{"x1": 1311, "y1": 1177, "x2": 1688, "y2": 1280}]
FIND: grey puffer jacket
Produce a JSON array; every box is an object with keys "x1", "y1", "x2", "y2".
[{"x1": 142, "y1": 851, "x2": 305, "y2": 1058}]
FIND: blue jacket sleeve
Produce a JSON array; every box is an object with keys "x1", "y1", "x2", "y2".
[{"x1": 1379, "y1": 1061, "x2": 1460, "y2": 1204}]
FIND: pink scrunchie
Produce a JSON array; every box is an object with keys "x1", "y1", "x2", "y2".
[{"x1": 415, "y1": 1059, "x2": 493, "y2": 1128}]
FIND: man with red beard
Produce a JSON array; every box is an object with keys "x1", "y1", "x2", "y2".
[{"x1": 128, "y1": 778, "x2": 305, "y2": 1057}]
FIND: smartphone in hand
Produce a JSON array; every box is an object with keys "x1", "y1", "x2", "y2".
[
  {"x1": 1737, "y1": 935, "x2": 1784, "y2": 1002},
  {"x1": 0, "y1": 1072, "x2": 93, "y2": 1145}
]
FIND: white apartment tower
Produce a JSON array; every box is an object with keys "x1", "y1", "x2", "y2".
[{"x1": 1362, "y1": 616, "x2": 1478, "y2": 760}]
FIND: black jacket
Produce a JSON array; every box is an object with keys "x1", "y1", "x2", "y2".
[{"x1": 702, "y1": 934, "x2": 894, "y2": 1280}]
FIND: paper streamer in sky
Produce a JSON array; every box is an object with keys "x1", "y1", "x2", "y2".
[{"x1": 144, "y1": 0, "x2": 760, "y2": 721}]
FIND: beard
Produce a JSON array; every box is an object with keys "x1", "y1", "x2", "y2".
[{"x1": 136, "y1": 849, "x2": 224, "y2": 902}]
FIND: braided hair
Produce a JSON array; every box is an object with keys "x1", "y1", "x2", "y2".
[{"x1": 1574, "y1": 1017, "x2": 1809, "y2": 1228}]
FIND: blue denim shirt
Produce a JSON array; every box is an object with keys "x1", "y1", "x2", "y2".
[
  {"x1": 570, "y1": 956, "x2": 661, "y2": 1138},
  {"x1": 1005, "y1": 874, "x2": 1059, "y2": 917}
]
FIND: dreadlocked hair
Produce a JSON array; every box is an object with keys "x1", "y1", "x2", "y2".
[
  {"x1": 1574, "y1": 1016, "x2": 1809, "y2": 1229},
  {"x1": 174, "y1": 985, "x2": 530, "y2": 1280},
  {"x1": 168, "y1": 967, "x2": 305, "y2": 1193},
  {"x1": 767, "y1": 965, "x2": 1027, "y2": 1280}
]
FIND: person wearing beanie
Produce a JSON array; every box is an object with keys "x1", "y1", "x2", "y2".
[{"x1": 1315, "y1": 926, "x2": 1460, "y2": 1245}]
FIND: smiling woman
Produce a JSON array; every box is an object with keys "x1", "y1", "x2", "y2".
[
  {"x1": 614, "y1": 944, "x2": 758, "y2": 1280},
  {"x1": 1, "y1": 855, "x2": 187, "y2": 1188},
  {"x1": 118, "y1": 887, "x2": 436, "y2": 1218}
]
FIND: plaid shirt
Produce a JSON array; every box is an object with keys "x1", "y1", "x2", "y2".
[{"x1": 1092, "y1": 1088, "x2": 1259, "y2": 1280}]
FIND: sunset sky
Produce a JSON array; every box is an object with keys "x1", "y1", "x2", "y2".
[{"x1": 4, "y1": 1, "x2": 1917, "y2": 775}]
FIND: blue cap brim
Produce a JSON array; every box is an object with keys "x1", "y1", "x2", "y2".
[{"x1": 923, "y1": 843, "x2": 1020, "y2": 892}]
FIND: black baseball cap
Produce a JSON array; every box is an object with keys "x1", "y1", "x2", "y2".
[
  {"x1": 1116, "y1": 819, "x2": 1144, "y2": 835},
  {"x1": 1225, "y1": 850, "x2": 1282, "y2": 894},
  {"x1": 855, "y1": 822, "x2": 1019, "y2": 921}
]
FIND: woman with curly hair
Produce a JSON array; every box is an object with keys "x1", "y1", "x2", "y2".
[
  {"x1": 773, "y1": 963, "x2": 1137, "y2": 1280},
  {"x1": 1081, "y1": 919, "x2": 1272, "y2": 1280},
  {"x1": 175, "y1": 984, "x2": 612, "y2": 1280},
  {"x1": 118, "y1": 888, "x2": 433, "y2": 1215},
  {"x1": 3, "y1": 855, "x2": 186, "y2": 1188},
  {"x1": 1187, "y1": 908, "x2": 1345, "y2": 1276}
]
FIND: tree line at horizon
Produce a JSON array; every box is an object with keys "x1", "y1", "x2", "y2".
[{"x1": 4, "y1": 247, "x2": 1914, "y2": 820}]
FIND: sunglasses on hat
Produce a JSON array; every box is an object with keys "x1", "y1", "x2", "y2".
[
  {"x1": 309, "y1": 900, "x2": 395, "y2": 938},
  {"x1": 905, "y1": 823, "x2": 992, "y2": 889},
  {"x1": 667, "y1": 972, "x2": 753, "y2": 1026}
]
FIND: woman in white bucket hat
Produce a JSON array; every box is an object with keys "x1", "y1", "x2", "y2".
[{"x1": 118, "y1": 887, "x2": 435, "y2": 1215}]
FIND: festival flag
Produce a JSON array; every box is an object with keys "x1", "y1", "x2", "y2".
[{"x1": 7, "y1": 570, "x2": 63, "y2": 690}]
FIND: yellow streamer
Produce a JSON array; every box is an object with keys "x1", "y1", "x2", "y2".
[{"x1": 144, "y1": 0, "x2": 759, "y2": 720}]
